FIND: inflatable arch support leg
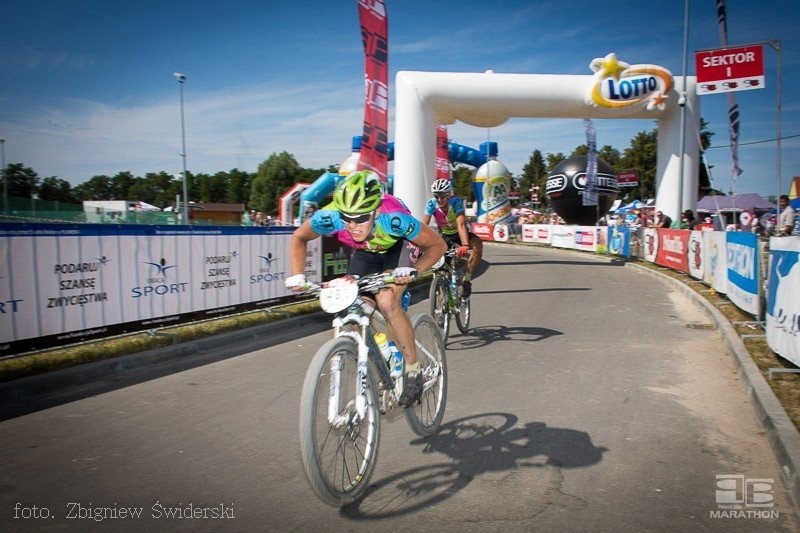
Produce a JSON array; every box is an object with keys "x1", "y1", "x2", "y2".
[{"x1": 393, "y1": 70, "x2": 699, "y2": 221}]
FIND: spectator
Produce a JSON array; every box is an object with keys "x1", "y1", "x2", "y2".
[
  {"x1": 682, "y1": 209, "x2": 697, "y2": 230},
  {"x1": 777, "y1": 195, "x2": 795, "y2": 236},
  {"x1": 650, "y1": 210, "x2": 672, "y2": 228},
  {"x1": 514, "y1": 213, "x2": 532, "y2": 236}
]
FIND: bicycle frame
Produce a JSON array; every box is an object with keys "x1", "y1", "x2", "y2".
[
  {"x1": 329, "y1": 302, "x2": 395, "y2": 425},
  {"x1": 435, "y1": 248, "x2": 469, "y2": 305}
]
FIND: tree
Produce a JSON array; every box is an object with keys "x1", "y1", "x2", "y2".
[
  {"x1": 110, "y1": 171, "x2": 135, "y2": 200},
  {"x1": 545, "y1": 153, "x2": 566, "y2": 173},
  {"x1": 619, "y1": 129, "x2": 658, "y2": 199},
  {"x1": 226, "y1": 168, "x2": 252, "y2": 205},
  {"x1": 452, "y1": 165, "x2": 474, "y2": 202},
  {"x1": 598, "y1": 145, "x2": 622, "y2": 169},
  {"x1": 197, "y1": 172, "x2": 228, "y2": 203},
  {"x1": 72, "y1": 175, "x2": 113, "y2": 201},
  {"x1": 4, "y1": 163, "x2": 40, "y2": 198},
  {"x1": 38, "y1": 177, "x2": 77, "y2": 203},
  {"x1": 250, "y1": 152, "x2": 302, "y2": 215},
  {"x1": 520, "y1": 150, "x2": 546, "y2": 208}
]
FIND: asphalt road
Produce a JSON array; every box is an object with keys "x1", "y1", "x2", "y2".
[{"x1": 1, "y1": 243, "x2": 798, "y2": 532}]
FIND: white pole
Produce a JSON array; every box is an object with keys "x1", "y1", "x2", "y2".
[
  {"x1": 677, "y1": 0, "x2": 690, "y2": 225},
  {"x1": 174, "y1": 72, "x2": 189, "y2": 225}
]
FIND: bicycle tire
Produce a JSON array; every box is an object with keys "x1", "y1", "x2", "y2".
[
  {"x1": 428, "y1": 273, "x2": 450, "y2": 344},
  {"x1": 455, "y1": 293, "x2": 470, "y2": 333},
  {"x1": 298, "y1": 336, "x2": 381, "y2": 506},
  {"x1": 405, "y1": 313, "x2": 448, "y2": 437}
]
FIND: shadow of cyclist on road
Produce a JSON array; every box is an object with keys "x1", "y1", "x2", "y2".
[
  {"x1": 341, "y1": 412, "x2": 606, "y2": 519},
  {"x1": 446, "y1": 325, "x2": 563, "y2": 350}
]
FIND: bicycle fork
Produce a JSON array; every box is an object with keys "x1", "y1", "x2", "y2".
[{"x1": 328, "y1": 314, "x2": 372, "y2": 428}]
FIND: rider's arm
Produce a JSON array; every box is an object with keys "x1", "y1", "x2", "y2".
[
  {"x1": 456, "y1": 213, "x2": 470, "y2": 247},
  {"x1": 289, "y1": 220, "x2": 321, "y2": 276},
  {"x1": 410, "y1": 223, "x2": 447, "y2": 274},
  {"x1": 420, "y1": 212, "x2": 432, "y2": 226}
]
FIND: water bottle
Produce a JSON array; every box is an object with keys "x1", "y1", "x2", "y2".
[
  {"x1": 388, "y1": 341, "x2": 403, "y2": 378},
  {"x1": 374, "y1": 332, "x2": 392, "y2": 363},
  {"x1": 401, "y1": 290, "x2": 411, "y2": 311}
]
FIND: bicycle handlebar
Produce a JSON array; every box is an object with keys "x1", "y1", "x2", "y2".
[{"x1": 300, "y1": 270, "x2": 417, "y2": 294}]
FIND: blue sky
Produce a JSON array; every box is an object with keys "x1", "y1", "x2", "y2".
[{"x1": 1, "y1": 0, "x2": 797, "y2": 200}]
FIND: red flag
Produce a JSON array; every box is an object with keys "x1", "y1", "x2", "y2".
[
  {"x1": 357, "y1": 1, "x2": 389, "y2": 183},
  {"x1": 716, "y1": 0, "x2": 743, "y2": 179},
  {"x1": 435, "y1": 125, "x2": 451, "y2": 180}
]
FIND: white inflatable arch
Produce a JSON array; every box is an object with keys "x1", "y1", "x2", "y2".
[{"x1": 393, "y1": 69, "x2": 699, "y2": 221}]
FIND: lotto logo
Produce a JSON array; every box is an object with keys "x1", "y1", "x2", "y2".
[{"x1": 715, "y1": 475, "x2": 774, "y2": 507}]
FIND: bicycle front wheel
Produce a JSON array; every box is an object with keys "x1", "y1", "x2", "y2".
[
  {"x1": 428, "y1": 273, "x2": 450, "y2": 344},
  {"x1": 455, "y1": 291, "x2": 470, "y2": 334},
  {"x1": 298, "y1": 337, "x2": 381, "y2": 506},
  {"x1": 405, "y1": 313, "x2": 447, "y2": 437}
]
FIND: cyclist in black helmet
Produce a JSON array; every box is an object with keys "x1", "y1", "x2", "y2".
[{"x1": 286, "y1": 170, "x2": 446, "y2": 407}]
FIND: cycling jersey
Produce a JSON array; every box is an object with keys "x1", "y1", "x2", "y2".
[
  {"x1": 309, "y1": 194, "x2": 421, "y2": 253},
  {"x1": 424, "y1": 196, "x2": 465, "y2": 236}
]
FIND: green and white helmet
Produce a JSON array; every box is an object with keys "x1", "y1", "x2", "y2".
[{"x1": 332, "y1": 170, "x2": 384, "y2": 214}]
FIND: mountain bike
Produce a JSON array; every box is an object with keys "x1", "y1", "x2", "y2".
[
  {"x1": 429, "y1": 245, "x2": 471, "y2": 344},
  {"x1": 298, "y1": 272, "x2": 447, "y2": 506}
]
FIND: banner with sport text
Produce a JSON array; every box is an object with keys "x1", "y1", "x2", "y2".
[
  {"x1": 0, "y1": 224, "x2": 325, "y2": 356},
  {"x1": 357, "y1": 0, "x2": 389, "y2": 182}
]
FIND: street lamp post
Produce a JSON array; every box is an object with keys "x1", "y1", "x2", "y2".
[
  {"x1": 0, "y1": 138, "x2": 7, "y2": 215},
  {"x1": 173, "y1": 72, "x2": 189, "y2": 225}
]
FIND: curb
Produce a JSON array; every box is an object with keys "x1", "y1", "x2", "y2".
[{"x1": 629, "y1": 262, "x2": 800, "y2": 511}]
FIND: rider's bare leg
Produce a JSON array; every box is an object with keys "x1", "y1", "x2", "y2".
[
  {"x1": 375, "y1": 284, "x2": 417, "y2": 365},
  {"x1": 466, "y1": 235, "x2": 483, "y2": 279}
]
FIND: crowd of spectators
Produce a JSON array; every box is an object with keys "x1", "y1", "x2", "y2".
[{"x1": 242, "y1": 210, "x2": 279, "y2": 227}]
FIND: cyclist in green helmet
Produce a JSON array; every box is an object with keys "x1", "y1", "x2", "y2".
[{"x1": 286, "y1": 170, "x2": 446, "y2": 407}]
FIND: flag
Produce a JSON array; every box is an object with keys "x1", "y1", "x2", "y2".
[
  {"x1": 716, "y1": 0, "x2": 743, "y2": 179},
  {"x1": 582, "y1": 119, "x2": 598, "y2": 206},
  {"x1": 435, "y1": 125, "x2": 451, "y2": 181},
  {"x1": 357, "y1": 0, "x2": 389, "y2": 183}
]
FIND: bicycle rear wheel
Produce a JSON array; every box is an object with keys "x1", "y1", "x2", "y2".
[
  {"x1": 299, "y1": 337, "x2": 381, "y2": 506},
  {"x1": 405, "y1": 313, "x2": 447, "y2": 437},
  {"x1": 428, "y1": 273, "x2": 450, "y2": 344}
]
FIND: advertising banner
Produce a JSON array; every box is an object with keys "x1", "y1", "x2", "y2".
[
  {"x1": 766, "y1": 237, "x2": 800, "y2": 366},
  {"x1": 687, "y1": 230, "x2": 705, "y2": 280},
  {"x1": 616, "y1": 171, "x2": 639, "y2": 188},
  {"x1": 575, "y1": 226, "x2": 597, "y2": 252},
  {"x1": 654, "y1": 229, "x2": 689, "y2": 273},
  {"x1": 492, "y1": 224, "x2": 510, "y2": 242},
  {"x1": 550, "y1": 227, "x2": 576, "y2": 249},
  {"x1": 703, "y1": 230, "x2": 729, "y2": 295},
  {"x1": 695, "y1": 45, "x2": 765, "y2": 95},
  {"x1": 435, "y1": 125, "x2": 450, "y2": 180},
  {"x1": 357, "y1": 0, "x2": 389, "y2": 182},
  {"x1": 521, "y1": 224, "x2": 537, "y2": 243},
  {"x1": 725, "y1": 231, "x2": 760, "y2": 316},
  {"x1": 470, "y1": 223, "x2": 494, "y2": 241},
  {"x1": 534, "y1": 224, "x2": 552, "y2": 245},
  {"x1": 0, "y1": 224, "x2": 320, "y2": 356},
  {"x1": 608, "y1": 226, "x2": 631, "y2": 258},
  {"x1": 642, "y1": 228, "x2": 658, "y2": 263}
]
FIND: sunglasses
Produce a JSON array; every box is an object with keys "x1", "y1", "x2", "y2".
[
  {"x1": 341, "y1": 212, "x2": 373, "y2": 225},
  {"x1": 434, "y1": 193, "x2": 450, "y2": 199}
]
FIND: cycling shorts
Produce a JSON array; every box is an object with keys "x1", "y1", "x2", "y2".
[
  {"x1": 441, "y1": 232, "x2": 478, "y2": 248},
  {"x1": 348, "y1": 239, "x2": 420, "y2": 277}
]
